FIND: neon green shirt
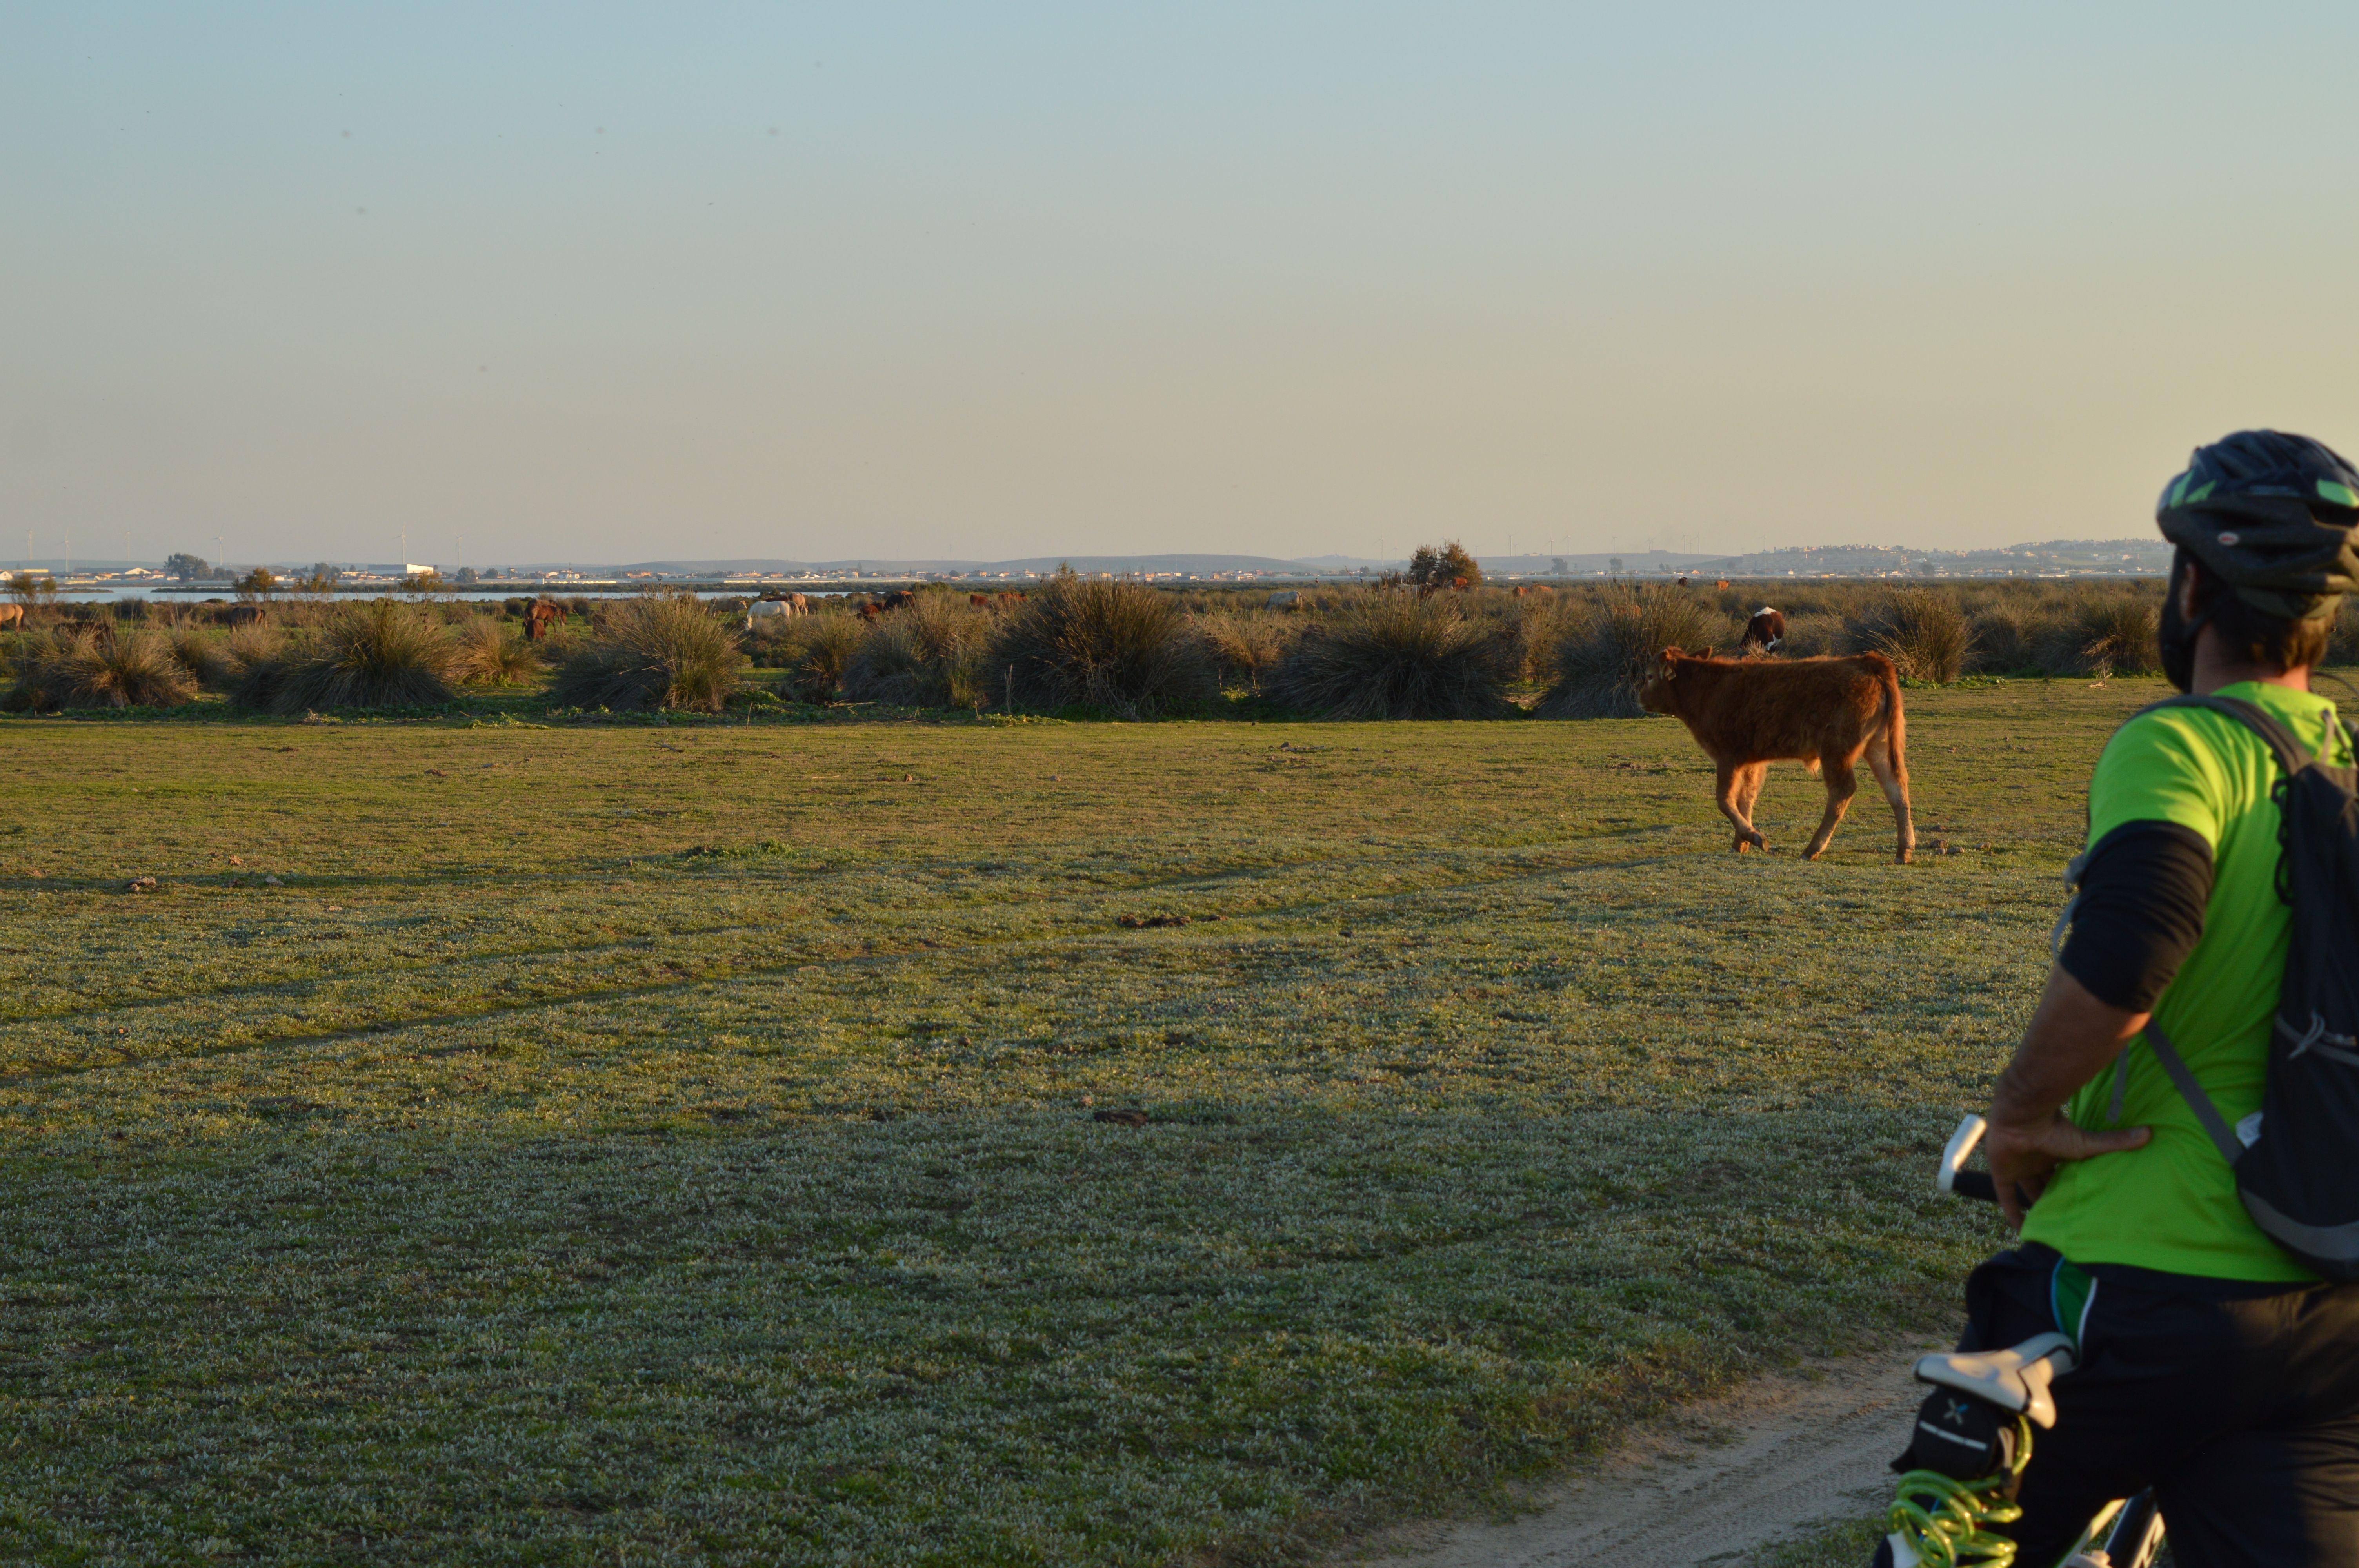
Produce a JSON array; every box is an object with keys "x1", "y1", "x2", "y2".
[{"x1": 2022, "y1": 681, "x2": 2351, "y2": 1281}]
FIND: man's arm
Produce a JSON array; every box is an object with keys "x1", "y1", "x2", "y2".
[{"x1": 1987, "y1": 965, "x2": 2154, "y2": 1229}]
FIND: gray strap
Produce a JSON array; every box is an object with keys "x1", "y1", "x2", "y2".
[{"x1": 2145, "y1": 1019, "x2": 2243, "y2": 1167}]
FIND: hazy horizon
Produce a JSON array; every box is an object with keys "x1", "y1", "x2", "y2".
[{"x1": 9, "y1": 5, "x2": 2359, "y2": 567}]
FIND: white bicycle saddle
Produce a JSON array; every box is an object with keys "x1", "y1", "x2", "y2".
[{"x1": 1913, "y1": 1332, "x2": 2078, "y2": 1428}]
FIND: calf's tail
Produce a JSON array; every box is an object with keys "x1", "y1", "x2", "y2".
[{"x1": 1879, "y1": 664, "x2": 1908, "y2": 788}]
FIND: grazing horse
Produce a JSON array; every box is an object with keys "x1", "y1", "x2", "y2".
[
  {"x1": 524, "y1": 601, "x2": 565, "y2": 641},
  {"x1": 1638, "y1": 647, "x2": 1913, "y2": 864},
  {"x1": 1739, "y1": 606, "x2": 1786, "y2": 655}
]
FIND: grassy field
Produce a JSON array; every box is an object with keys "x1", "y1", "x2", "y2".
[{"x1": 0, "y1": 679, "x2": 2159, "y2": 1564}]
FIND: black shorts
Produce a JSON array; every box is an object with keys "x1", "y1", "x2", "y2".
[{"x1": 1945, "y1": 1245, "x2": 2359, "y2": 1568}]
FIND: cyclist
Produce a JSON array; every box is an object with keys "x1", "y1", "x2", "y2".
[{"x1": 1874, "y1": 430, "x2": 2359, "y2": 1566}]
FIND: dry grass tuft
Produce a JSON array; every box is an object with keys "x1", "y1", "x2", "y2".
[
  {"x1": 5, "y1": 627, "x2": 199, "y2": 710},
  {"x1": 985, "y1": 577, "x2": 1219, "y2": 716},
  {"x1": 447, "y1": 617, "x2": 539, "y2": 687},
  {"x1": 1267, "y1": 592, "x2": 1517, "y2": 719},
  {"x1": 548, "y1": 594, "x2": 746, "y2": 713},
  {"x1": 1193, "y1": 608, "x2": 1297, "y2": 693},
  {"x1": 843, "y1": 596, "x2": 987, "y2": 707},
  {"x1": 762, "y1": 615, "x2": 872, "y2": 703},
  {"x1": 1852, "y1": 591, "x2": 1975, "y2": 684},
  {"x1": 1538, "y1": 587, "x2": 1733, "y2": 719},
  {"x1": 236, "y1": 601, "x2": 457, "y2": 714}
]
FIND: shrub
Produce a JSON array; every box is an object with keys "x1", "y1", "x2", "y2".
[
  {"x1": 447, "y1": 617, "x2": 538, "y2": 686},
  {"x1": 1776, "y1": 612, "x2": 1846, "y2": 658},
  {"x1": 6, "y1": 627, "x2": 198, "y2": 711},
  {"x1": 2074, "y1": 594, "x2": 2161, "y2": 678},
  {"x1": 239, "y1": 600, "x2": 456, "y2": 714},
  {"x1": 1408, "y1": 540, "x2": 1483, "y2": 591},
  {"x1": 985, "y1": 577, "x2": 1219, "y2": 717},
  {"x1": 1538, "y1": 586, "x2": 1732, "y2": 719},
  {"x1": 548, "y1": 593, "x2": 745, "y2": 713},
  {"x1": 768, "y1": 615, "x2": 871, "y2": 703},
  {"x1": 1853, "y1": 590, "x2": 1974, "y2": 683},
  {"x1": 1267, "y1": 591, "x2": 1516, "y2": 719},
  {"x1": 843, "y1": 596, "x2": 985, "y2": 708},
  {"x1": 169, "y1": 628, "x2": 235, "y2": 690},
  {"x1": 1194, "y1": 608, "x2": 1296, "y2": 692}
]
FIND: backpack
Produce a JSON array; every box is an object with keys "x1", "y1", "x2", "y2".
[{"x1": 2061, "y1": 693, "x2": 2359, "y2": 1280}]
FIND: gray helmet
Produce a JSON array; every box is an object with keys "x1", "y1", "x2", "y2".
[{"x1": 2157, "y1": 430, "x2": 2359, "y2": 622}]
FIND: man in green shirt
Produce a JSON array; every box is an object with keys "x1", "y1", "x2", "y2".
[{"x1": 1875, "y1": 431, "x2": 2359, "y2": 1567}]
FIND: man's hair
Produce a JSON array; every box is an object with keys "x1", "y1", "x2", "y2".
[{"x1": 2176, "y1": 546, "x2": 2334, "y2": 672}]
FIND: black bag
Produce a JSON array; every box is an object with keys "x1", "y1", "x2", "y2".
[{"x1": 2066, "y1": 694, "x2": 2359, "y2": 1279}]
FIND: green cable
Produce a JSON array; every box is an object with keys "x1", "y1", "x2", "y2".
[{"x1": 1886, "y1": 1417, "x2": 2033, "y2": 1568}]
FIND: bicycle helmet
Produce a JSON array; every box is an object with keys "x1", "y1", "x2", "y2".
[{"x1": 2157, "y1": 430, "x2": 2359, "y2": 621}]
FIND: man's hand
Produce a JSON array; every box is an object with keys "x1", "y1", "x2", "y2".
[
  {"x1": 1987, "y1": 965, "x2": 2157, "y2": 1231},
  {"x1": 1988, "y1": 1109, "x2": 2151, "y2": 1230}
]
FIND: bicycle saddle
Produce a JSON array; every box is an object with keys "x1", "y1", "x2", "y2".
[{"x1": 1913, "y1": 1332, "x2": 2078, "y2": 1428}]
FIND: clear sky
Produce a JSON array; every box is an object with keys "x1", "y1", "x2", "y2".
[{"x1": 7, "y1": 4, "x2": 2359, "y2": 567}]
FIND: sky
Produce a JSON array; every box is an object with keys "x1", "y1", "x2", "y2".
[{"x1": 7, "y1": 4, "x2": 2359, "y2": 568}]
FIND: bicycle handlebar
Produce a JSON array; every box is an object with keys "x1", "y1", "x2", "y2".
[{"x1": 1936, "y1": 1113, "x2": 2023, "y2": 1208}]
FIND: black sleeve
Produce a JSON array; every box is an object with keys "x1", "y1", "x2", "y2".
[{"x1": 2057, "y1": 821, "x2": 2214, "y2": 1013}]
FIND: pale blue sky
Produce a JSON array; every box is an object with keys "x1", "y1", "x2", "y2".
[{"x1": 7, "y1": 4, "x2": 2359, "y2": 565}]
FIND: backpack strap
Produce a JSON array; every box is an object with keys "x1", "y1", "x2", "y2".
[{"x1": 2143, "y1": 1019, "x2": 2245, "y2": 1167}]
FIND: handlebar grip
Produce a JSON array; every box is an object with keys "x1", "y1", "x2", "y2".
[{"x1": 1948, "y1": 1170, "x2": 1999, "y2": 1203}]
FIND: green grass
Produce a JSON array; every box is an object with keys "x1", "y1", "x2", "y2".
[{"x1": 0, "y1": 681, "x2": 2157, "y2": 1563}]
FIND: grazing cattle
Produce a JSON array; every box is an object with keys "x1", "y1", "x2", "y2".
[
  {"x1": 523, "y1": 600, "x2": 565, "y2": 641},
  {"x1": 1267, "y1": 591, "x2": 1300, "y2": 610},
  {"x1": 749, "y1": 597, "x2": 806, "y2": 622},
  {"x1": 997, "y1": 590, "x2": 1026, "y2": 603},
  {"x1": 858, "y1": 602, "x2": 883, "y2": 622},
  {"x1": 0, "y1": 604, "x2": 22, "y2": 632},
  {"x1": 1638, "y1": 648, "x2": 1913, "y2": 864},
  {"x1": 225, "y1": 604, "x2": 266, "y2": 628},
  {"x1": 971, "y1": 593, "x2": 991, "y2": 607},
  {"x1": 1739, "y1": 606, "x2": 1786, "y2": 655},
  {"x1": 880, "y1": 589, "x2": 918, "y2": 611}
]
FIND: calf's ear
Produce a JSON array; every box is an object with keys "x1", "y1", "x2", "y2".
[{"x1": 1698, "y1": 647, "x2": 1714, "y2": 660}]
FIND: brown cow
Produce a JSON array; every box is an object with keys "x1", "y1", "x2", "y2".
[
  {"x1": 0, "y1": 604, "x2": 22, "y2": 632},
  {"x1": 1739, "y1": 606, "x2": 1786, "y2": 655},
  {"x1": 523, "y1": 600, "x2": 565, "y2": 641},
  {"x1": 1637, "y1": 648, "x2": 1913, "y2": 864}
]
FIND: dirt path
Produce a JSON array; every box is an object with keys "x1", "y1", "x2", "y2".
[{"x1": 1354, "y1": 1340, "x2": 1945, "y2": 1568}]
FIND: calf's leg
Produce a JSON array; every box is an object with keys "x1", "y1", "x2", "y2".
[
  {"x1": 1735, "y1": 762, "x2": 1768, "y2": 828},
  {"x1": 1802, "y1": 748, "x2": 1858, "y2": 860},
  {"x1": 1716, "y1": 760, "x2": 1768, "y2": 853},
  {"x1": 1865, "y1": 728, "x2": 1914, "y2": 864}
]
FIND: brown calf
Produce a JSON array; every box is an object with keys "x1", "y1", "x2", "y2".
[
  {"x1": 1638, "y1": 648, "x2": 1913, "y2": 863},
  {"x1": 523, "y1": 600, "x2": 565, "y2": 641},
  {"x1": 1739, "y1": 606, "x2": 1785, "y2": 655}
]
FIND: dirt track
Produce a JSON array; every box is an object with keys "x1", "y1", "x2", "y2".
[{"x1": 1357, "y1": 1341, "x2": 1945, "y2": 1568}]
